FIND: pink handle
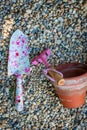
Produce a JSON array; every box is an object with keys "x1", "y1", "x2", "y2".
[
  {"x1": 32, "y1": 48, "x2": 51, "y2": 67},
  {"x1": 43, "y1": 68, "x2": 63, "y2": 82},
  {"x1": 40, "y1": 55, "x2": 50, "y2": 67},
  {"x1": 16, "y1": 75, "x2": 23, "y2": 111}
]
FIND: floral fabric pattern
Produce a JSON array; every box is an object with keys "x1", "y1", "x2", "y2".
[
  {"x1": 8, "y1": 29, "x2": 30, "y2": 76},
  {"x1": 8, "y1": 30, "x2": 30, "y2": 111}
]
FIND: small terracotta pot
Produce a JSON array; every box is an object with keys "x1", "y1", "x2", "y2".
[{"x1": 45, "y1": 63, "x2": 87, "y2": 108}]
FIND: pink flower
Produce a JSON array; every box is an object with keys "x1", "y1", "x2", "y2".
[
  {"x1": 16, "y1": 41, "x2": 20, "y2": 45},
  {"x1": 16, "y1": 96, "x2": 20, "y2": 103},
  {"x1": 22, "y1": 51, "x2": 28, "y2": 56},
  {"x1": 15, "y1": 52, "x2": 19, "y2": 57},
  {"x1": 26, "y1": 46, "x2": 28, "y2": 50},
  {"x1": 25, "y1": 67, "x2": 30, "y2": 73},
  {"x1": 13, "y1": 61, "x2": 18, "y2": 67},
  {"x1": 22, "y1": 38, "x2": 25, "y2": 43},
  {"x1": 22, "y1": 51, "x2": 25, "y2": 54}
]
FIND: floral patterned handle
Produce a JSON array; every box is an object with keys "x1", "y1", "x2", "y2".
[{"x1": 15, "y1": 75, "x2": 23, "y2": 111}]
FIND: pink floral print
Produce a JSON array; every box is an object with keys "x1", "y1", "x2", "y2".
[
  {"x1": 8, "y1": 29, "x2": 30, "y2": 111},
  {"x1": 8, "y1": 29, "x2": 30, "y2": 75}
]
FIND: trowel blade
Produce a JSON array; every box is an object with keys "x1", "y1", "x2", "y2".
[{"x1": 8, "y1": 29, "x2": 30, "y2": 76}]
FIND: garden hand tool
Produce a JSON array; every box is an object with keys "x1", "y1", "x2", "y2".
[
  {"x1": 8, "y1": 29, "x2": 30, "y2": 111},
  {"x1": 32, "y1": 49, "x2": 65, "y2": 86}
]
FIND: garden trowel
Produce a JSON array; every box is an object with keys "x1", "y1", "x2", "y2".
[{"x1": 8, "y1": 29, "x2": 30, "y2": 111}]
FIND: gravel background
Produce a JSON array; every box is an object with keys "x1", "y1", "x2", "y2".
[{"x1": 0, "y1": 0, "x2": 87, "y2": 129}]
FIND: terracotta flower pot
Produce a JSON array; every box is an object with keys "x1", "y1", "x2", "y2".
[{"x1": 45, "y1": 63, "x2": 87, "y2": 108}]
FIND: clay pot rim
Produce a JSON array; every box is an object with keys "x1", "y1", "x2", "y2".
[
  {"x1": 55, "y1": 62, "x2": 87, "y2": 80},
  {"x1": 63, "y1": 72, "x2": 87, "y2": 81}
]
